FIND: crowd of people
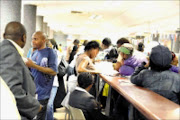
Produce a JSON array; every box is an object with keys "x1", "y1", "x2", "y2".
[{"x1": 0, "y1": 21, "x2": 180, "y2": 120}]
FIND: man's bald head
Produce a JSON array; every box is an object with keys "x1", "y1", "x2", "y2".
[
  {"x1": 4, "y1": 21, "x2": 26, "y2": 41},
  {"x1": 32, "y1": 31, "x2": 47, "y2": 50},
  {"x1": 32, "y1": 31, "x2": 47, "y2": 40}
]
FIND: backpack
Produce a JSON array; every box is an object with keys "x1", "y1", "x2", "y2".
[{"x1": 58, "y1": 55, "x2": 69, "y2": 77}]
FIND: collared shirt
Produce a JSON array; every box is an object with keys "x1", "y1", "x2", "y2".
[
  {"x1": 7, "y1": 39, "x2": 24, "y2": 57},
  {"x1": 75, "y1": 86, "x2": 89, "y2": 94},
  {"x1": 6, "y1": 39, "x2": 28, "y2": 63}
]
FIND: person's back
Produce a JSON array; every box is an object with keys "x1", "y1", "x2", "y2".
[
  {"x1": 69, "y1": 72, "x2": 113, "y2": 120},
  {"x1": 0, "y1": 21, "x2": 41, "y2": 119},
  {"x1": 139, "y1": 70, "x2": 180, "y2": 103},
  {"x1": 131, "y1": 45, "x2": 180, "y2": 104},
  {"x1": 69, "y1": 88, "x2": 98, "y2": 120},
  {"x1": 69, "y1": 45, "x2": 78, "y2": 64}
]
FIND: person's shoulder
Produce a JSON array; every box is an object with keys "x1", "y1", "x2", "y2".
[
  {"x1": 44, "y1": 47, "x2": 52, "y2": 51},
  {"x1": 165, "y1": 70, "x2": 180, "y2": 77},
  {"x1": 77, "y1": 53, "x2": 86, "y2": 59},
  {"x1": 0, "y1": 40, "x2": 18, "y2": 56},
  {"x1": 0, "y1": 40, "x2": 14, "y2": 48},
  {"x1": 77, "y1": 91, "x2": 95, "y2": 103},
  {"x1": 69, "y1": 90, "x2": 89, "y2": 104},
  {"x1": 85, "y1": 94, "x2": 97, "y2": 109},
  {"x1": 45, "y1": 48, "x2": 57, "y2": 54},
  {"x1": 72, "y1": 90, "x2": 94, "y2": 99}
]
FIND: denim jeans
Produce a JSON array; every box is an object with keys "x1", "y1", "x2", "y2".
[{"x1": 45, "y1": 86, "x2": 58, "y2": 120}]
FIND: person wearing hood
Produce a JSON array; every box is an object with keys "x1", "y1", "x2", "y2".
[{"x1": 131, "y1": 45, "x2": 180, "y2": 104}]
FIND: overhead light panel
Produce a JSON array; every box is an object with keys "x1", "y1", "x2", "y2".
[{"x1": 71, "y1": 11, "x2": 83, "y2": 14}]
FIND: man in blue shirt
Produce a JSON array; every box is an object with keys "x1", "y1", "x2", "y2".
[{"x1": 26, "y1": 31, "x2": 58, "y2": 120}]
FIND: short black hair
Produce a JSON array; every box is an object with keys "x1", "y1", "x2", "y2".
[
  {"x1": 78, "y1": 72, "x2": 94, "y2": 89},
  {"x1": 73, "y1": 39, "x2": 80, "y2": 44},
  {"x1": 84, "y1": 41, "x2": 100, "y2": 51},
  {"x1": 83, "y1": 40, "x2": 89, "y2": 46},
  {"x1": 102, "y1": 37, "x2": 111, "y2": 47},
  {"x1": 137, "y1": 42, "x2": 144, "y2": 52},
  {"x1": 116, "y1": 38, "x2": 130, "y2": 45}
]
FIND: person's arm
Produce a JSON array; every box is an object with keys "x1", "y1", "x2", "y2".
[
  {"x1": 113, "y1": 54, "x2": 121, "y2": 70},
  {"x1": 87, "y1": 98, "x2": 113, "y2": 120},
  {"x1": 26, "y1": 49, "x2": 58, "y2": 76},
  {"x1": 26, "y1": 59, "x2": 57, "y2": 76},
  {"x1": 77, "y1": 59, "x2": 100, "y2": 74},
  {"x1": 130, "y1": 63, "x2": 147, "y2": 86},
  {"x1": 0, "y1": 47, "x2": 41, "y2": 119},
  {"x1": 113, "y1": 61, "x2": 122, "y2": 71}
]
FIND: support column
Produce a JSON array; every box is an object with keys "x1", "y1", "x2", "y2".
[
  {"x1": 179, "y1": 49, "x2": 180, "y2": 67},
  {"x1": 0, "y1": 0, "x2": 21, "y2": 41},
  {"x1": 23, "y1": 5, "x2": 37, "y2": 56},
  {"x1": 43, "y1": 22, "x2": 48, "y2": 35},
  {"x1": 36, "y1": 16, "x2": 44, "y2": 31},
  {"x1": 47, "y1": 26, "x2": 50, "y2": 38},
  {"x1": 177, "y1": 32, "x2": 180, "y2": 67},
  {"x1": 173, "y1": 31, "x2": 180, "y2": 53},
  {"x1": 49, "y1": 29, "x2": 54, "y2": 39}
]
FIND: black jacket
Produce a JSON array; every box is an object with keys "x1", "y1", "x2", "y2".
[
  {"x1": 0, "y1": 40, "x2": 40, "y2": 119},
  {"x1": 69, "y1": 89, "x2": 113, "y2": 120}
]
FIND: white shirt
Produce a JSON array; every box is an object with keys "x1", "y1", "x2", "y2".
[
  {"x1": 7, "y1": 39, "x2": 28, "y2": 63},
  {"x1": 0, "y1": 77, "x2": 21, "y2": 119},
  {"x1": 75, "y1": 86, "x2": 89, "y2": 94}
]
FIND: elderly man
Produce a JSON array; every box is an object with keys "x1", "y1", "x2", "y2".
[
  {"x1": 26, "y1": 31, "x2": 58, "y2": 120},
  {"x1": 0, "y1": 21, "x2": 41, "y2": 119}
]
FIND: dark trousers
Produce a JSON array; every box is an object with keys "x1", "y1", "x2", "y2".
[
  {"x1": 113, "y1": 95, "x2": 130, "y2": 120},
  {"x1": 36, "y1": 99, "x2": 49, "y2": 120},
  {"x1": 89, "y1": 74, "x2": 100, "y2": 100},
  {"x1": 53, "y1": 76, "x2": 66, "y2": 111},
  {"x1": 113, "y1": 95, "x2": 146, "y2": 120}
]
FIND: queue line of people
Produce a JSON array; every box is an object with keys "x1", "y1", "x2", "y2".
[{"x1": 0, "y1": 21, "x2": 180, "y2": 120}]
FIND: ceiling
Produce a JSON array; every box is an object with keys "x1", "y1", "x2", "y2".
[{"x1": 22, "y1": 0, "x2": 180, "y2": 38}]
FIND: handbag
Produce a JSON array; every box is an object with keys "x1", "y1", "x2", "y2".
[{"x1": 58, "y1": 55, "x2": 69, "y2": 77}]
